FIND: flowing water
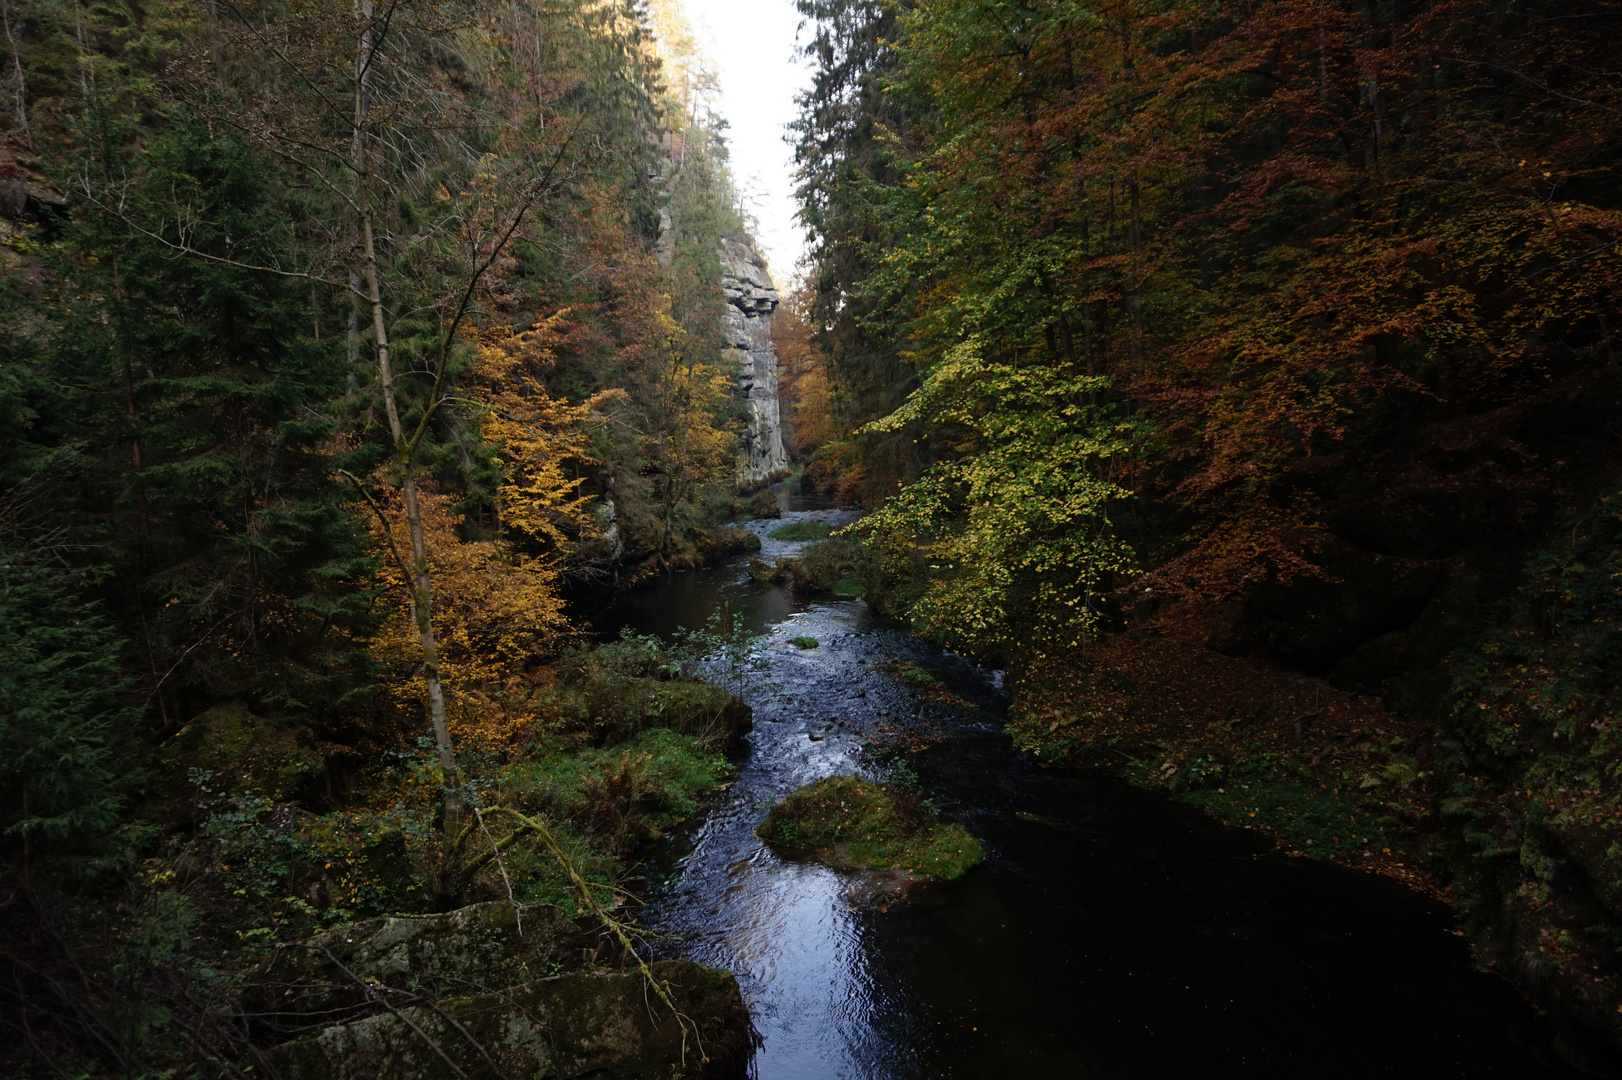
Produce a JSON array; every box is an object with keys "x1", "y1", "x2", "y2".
[{"x1": 592, "y1": 489, "x2": 1586, "y2": 1079}]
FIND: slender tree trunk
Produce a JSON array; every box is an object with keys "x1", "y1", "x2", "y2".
[
  {"x1": 14, "y1": 698, "x2": 29, "y2": 891},
  {"x1": 351, "y1": 3, "x2": 462, "y2": 833},
  {"x1": 1127, "y1": 170, "x2": 1143, "y2": 359},
  {"x1": 2, "y1": 0, "x2": 32, "y2": 152},
  {"x1": 111, "y1": 255, "x2": 152, "y2": 556}
]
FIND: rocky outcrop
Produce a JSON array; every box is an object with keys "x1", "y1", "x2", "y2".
[
  {"x1": 269, "y1": 959, "x2": 747, "y2": 1080},
  {"x1": 250, "y1": 901, "x2": 753, "y2": 1079},
  {"x1": 720, "y1": 237, "x2": 788, "y2": 486}
]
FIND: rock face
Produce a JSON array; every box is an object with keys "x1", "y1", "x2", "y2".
[
  {"x1": 269, "y1": 960, "x2": 747, "y2": 1080},
  {"x1": 251, "y1": 902, "x2": 753, "y2": 1079},
  {"x1": 720, "y1": 236, "x2": 789, "y2": 486}
]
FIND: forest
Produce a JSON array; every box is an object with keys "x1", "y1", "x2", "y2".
[
  {"x1": 0, "y1": 0, "x2": 774, "y2": 1072},
  {"x1": 783, "y1": 0, "x2": 1622, "y2": 1064},
  {"x1": 2, "y1": 0, "x2": 1621, "y2": 1073}
]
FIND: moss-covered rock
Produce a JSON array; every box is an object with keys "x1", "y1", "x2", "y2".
[
  {"x1": 696, "y1": 526, "x2": 761, "y2": 561},
  {"x1": 539, "y1": 647, "x2": 753, "y2": 753},
  {"x1": 159, "y1": 701, "x2": 322, "y2": 807},
  {"x1": 785, "y1": 539, "x2": 873, "y2": 598},
  {"x1": 745, "y1": 489, "x2": 782, "y2": 519},
  {"x1": 757, "y1": 775, "x2": 983, "y2": 880},
  {"x1": 584, "y1": 677, "x2": 752, "y2": 750},
  {"x1": 245, "y1": 902, "x2": 594, "y2": 1025},
  {"x1": 268, "y1": 958, "x2": 751, "y2": 1080}
]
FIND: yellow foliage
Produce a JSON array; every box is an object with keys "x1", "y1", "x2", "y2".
[
  {"x1": 359, "y1": 316, "x2": 608, "y2": 753},
  {"x1": 654, "y1": 358, "x2": 736, "y2": 500}
]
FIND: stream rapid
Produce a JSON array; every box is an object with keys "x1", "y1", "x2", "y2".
[{"x1": 591, "y1": 488, "x2": 1584, "y2": 1079}]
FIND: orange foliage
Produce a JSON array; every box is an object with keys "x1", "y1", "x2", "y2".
[
  {"x1": 359, "y1": 318, "x2": 607, "y2": 754},
  {"x1": 775, "y1": 287, "x2": 840, "y2": 463}
]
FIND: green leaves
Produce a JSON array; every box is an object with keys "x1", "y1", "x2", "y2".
[
  {"x1": 0, "y1": 553, "x2": 134, "y2": 842},
  {"x1": 858, "y1": 337, "x2": 1144, "y2": 652}
]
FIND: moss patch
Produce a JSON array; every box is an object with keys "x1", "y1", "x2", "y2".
[
  {"x1": 790, "y1": 636, "x2": 819, "y2": 649},
  {"x1": 892, "y1": 662, "x2": 940, "y2": 687},
  {"x1": 756, "y1": 775, "x2": 983, "y2": 880},
  {"x1": 538, "y1": 640, "x2": 753, "y2": 750},
  {"x1": 158, "y1": 701, "x2": 322, "y2": 810}
]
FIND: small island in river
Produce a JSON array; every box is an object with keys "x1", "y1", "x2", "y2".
[{"x1": 757, "y1": 775, "x2": 984, "y2": 879}]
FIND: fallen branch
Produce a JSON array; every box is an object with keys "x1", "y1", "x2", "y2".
[{"x1": 484, "y1": 807, "x2": 707, "y2": 1065}]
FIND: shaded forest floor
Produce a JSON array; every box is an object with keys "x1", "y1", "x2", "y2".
[{"x1": 1013, "y1": 603, "x2": 1440, "y2": 880}]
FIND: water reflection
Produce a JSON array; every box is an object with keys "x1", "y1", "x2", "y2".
[
  {"x1": 604, "y1": 505, "x2": 1586, "y2": 1079},
  {"x1": 588, "y1": 486, "x2": 844, "y2": 642}
]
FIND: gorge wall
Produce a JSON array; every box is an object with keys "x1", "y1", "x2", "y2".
[{"x1": 719, "y1": 236, "x2": 788, "y2": 486}]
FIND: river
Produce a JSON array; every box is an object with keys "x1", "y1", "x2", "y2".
[{"x1": 591, "y1": 489, "x2": 1585, "y2": 1078}]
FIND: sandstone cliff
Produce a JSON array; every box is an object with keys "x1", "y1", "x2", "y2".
[{"x1": 719, "y1": 236, "x2": 788, "y2": 486}]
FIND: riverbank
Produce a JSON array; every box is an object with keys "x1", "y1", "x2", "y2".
[
  {"x1": 726, "y1": 505, "x2": 1619, "y2": 1069},
  {"x1": 628, "y1": 567, "x2": 1587, "y2": 1077},
  {"x1": 1004, "y1": 598, "x2": 1622, "y2": 1072},
  {"x1": 4, "y1": 628, "x2": 762, "y2": 1078}
]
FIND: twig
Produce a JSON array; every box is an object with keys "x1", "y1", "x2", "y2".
[
  {"x1": 337, "y1": 469, "x2": 415, "y2": 603},
  {"x1": 307, "y1": 946, "x2": 472, "y2": 1080},
  {"x1": 468, "y1": 806, "x2": 524, "y2": 927},
  {"x1": 485, "y1": 807, "x2": 707, "y2": 1064},
  {"x1": 75, "y1": 190, "x2": 344, "y2": 284}
]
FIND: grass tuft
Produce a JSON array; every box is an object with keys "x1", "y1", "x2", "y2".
[{"x1": 790, "y1": 636, "x2": 819, "y2": 649}]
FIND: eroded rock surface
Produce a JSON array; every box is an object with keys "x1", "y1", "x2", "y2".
[
  {"x1": 251, "y1": 902, "x2": 752, "y2": 1079},
  {"x1": 720, "y1": 236, "x2": 788, "y2": 486},
  {"x1": 269, "y1": 960, "x2": 748, "y2": 1080},
  {"x1": 247, "y1": 902, "x2": 592, "y2": 1026}
]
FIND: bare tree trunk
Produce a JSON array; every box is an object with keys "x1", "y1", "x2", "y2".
[
  {"x1": 2, "y1": 0, "x2": 32, "y2": 152},
  {"x1": 1127, "y1": 169, "x2": 1143, "y2": 360},
  {"x1": 352, "y1": 2, "x2": 462, "y2": 834}
]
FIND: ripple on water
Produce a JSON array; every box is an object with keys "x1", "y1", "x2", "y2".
[{"x1": 607, "y1": 510, "x2": 1586, "y2": 1080}]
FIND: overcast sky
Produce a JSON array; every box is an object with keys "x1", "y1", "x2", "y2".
[{"x1": 680, "y1": 0, "x2": 813, "y2": 286}]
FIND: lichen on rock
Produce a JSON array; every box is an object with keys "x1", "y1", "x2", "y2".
[
  {"x1": 245, "y1": 902, "x2": 593, "y2": 1026},
  {"x1": 251, "y1": 904, "x2": 754, "y2": 1079},
  {"x1": 268, "y1": 958, "x2": 750, "y2": 1080}
]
